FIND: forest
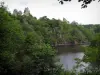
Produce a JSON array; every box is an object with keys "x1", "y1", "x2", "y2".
[{"x1": 0, "y1": 2, "x2": 100, "y2": 75}]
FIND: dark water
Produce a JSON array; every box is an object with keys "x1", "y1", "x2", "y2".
[{"x1": 56, "y1": 45, "x2": 87, "y2": 70}]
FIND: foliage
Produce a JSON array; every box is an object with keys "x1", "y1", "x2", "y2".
[
  {"x1": 0, "y1": 1, "x2": 100, "y2": 75},
  {"x1": 79, "y1": 33, "x2": 100, "y2": 75},
  {"x1": 58, "y1": 0, "x2": 100, "y2": 8}
]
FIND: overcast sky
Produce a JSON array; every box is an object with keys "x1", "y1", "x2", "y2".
[{"x1": 1, "y1": 0, "x2": 100, "y2": 24}]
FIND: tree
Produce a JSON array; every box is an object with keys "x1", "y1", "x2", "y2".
[
  {"x1": 1, "y1": 1, "x2": 100, "y2": 75},
  {"x1": 80, "y1": 33, "x2": 100, "y2": 75},
  {"x1": 0, "y1": 3, "x2": 25, "y2": 74}
]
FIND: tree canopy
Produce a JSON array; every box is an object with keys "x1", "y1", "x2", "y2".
[{"x1": 0, "y1": 1, "x2": 100, "y2": 75}]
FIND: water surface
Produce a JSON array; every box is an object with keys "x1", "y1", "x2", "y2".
[{"x1": 56, "y1": 45, "x2": 86, "y2": 70}]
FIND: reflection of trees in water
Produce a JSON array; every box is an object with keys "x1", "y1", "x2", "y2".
[{"x1": 58, "y1": 52, "x2": 84, "y2": 70}]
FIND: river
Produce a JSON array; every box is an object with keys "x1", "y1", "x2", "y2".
[{"x1": 56, "y1": 45, "x2": 88, "y2": 71}]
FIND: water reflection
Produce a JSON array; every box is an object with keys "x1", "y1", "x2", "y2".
[
  {"x1": 57, "y1": 52, "x2": 84, "y2": 70},
  {"x1": 56, "y1": 45, "x2": 86, "y2": 70}
]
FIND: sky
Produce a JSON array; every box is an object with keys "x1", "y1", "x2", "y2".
[{"x1": 1, "y1": 0, "x2": 100, "y2": 24}]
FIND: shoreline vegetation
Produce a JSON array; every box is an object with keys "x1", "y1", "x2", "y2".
[{"x1": 0, "y1": 2, "x2": 100, "y2": 75}]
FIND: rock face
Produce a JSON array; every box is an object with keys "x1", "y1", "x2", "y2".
[
  {"x1": 13, "y1": 7, "x2": 30, "y2": 16},
  {"x1": 13, "y1": 9, "x2": 18, "y2": 16},
  {"x1": 24, "y1": 7, "x2": 30, "y2": 16},
  {"x1": 13, "y1": 9, "x2": 22, "y2": 16}
]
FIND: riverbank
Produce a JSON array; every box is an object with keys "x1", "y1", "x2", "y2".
[
  {"x1": 52, "y1": 42, "x2": 90, "y2": 47},
  {"x1": 55, "y1": 45, "x2": 86, "y2": 54}
]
